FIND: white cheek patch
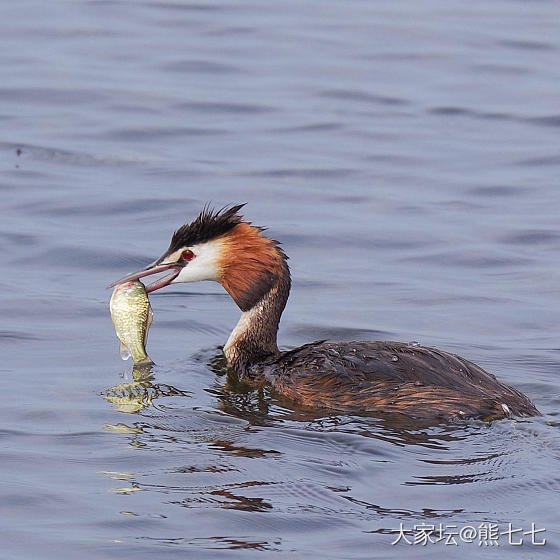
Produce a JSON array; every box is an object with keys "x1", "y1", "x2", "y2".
[{"x1": 172, "y1": 239, "x2": 222, "y2": 283}]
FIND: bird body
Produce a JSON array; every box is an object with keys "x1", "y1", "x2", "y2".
[
  {"x1": 110, "y1": 205, "x2": 539, "y2": 421},
  {"x1": 249, "y1": 340, "x2": 537, "y2": 420}
]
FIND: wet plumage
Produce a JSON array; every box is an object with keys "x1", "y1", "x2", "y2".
[{"x1": 252, "y1": 340, "x2": 539, "y2": 420}]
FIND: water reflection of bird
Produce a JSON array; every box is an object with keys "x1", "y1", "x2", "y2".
[{"x1": 110, "y1": 205, "x2": 539, "y2": 421}]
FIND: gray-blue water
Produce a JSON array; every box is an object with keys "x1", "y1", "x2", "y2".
[{"x1": 1, "y1": 1, "x2": 559, "y2": 558}]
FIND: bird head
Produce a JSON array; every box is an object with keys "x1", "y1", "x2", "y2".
[{"x1": 108, "y1": 204, "x2": 289, "y2": 311}]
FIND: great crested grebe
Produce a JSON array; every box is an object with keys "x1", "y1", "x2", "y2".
[{"x1": 110, "y1": 205, "x2": 539, "y2": 421}]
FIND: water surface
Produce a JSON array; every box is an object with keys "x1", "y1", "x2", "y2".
[{"x1": 1, "y1": 1, "x2": 559, "y2": 558}]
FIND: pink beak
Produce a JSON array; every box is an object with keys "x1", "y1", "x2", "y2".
[{"x1": 107, "y1": 262, "x2": 182, "y2": 293}]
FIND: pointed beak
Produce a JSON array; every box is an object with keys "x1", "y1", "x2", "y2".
[{"x1": 107, "y1": 259, "x2": 182, "y2": 293}]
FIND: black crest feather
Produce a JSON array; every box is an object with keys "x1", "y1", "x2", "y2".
[{"x1": 169, "y1": 204, "x2": 246, "y2": 252}]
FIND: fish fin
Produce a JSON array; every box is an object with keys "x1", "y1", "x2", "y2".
[{"x1": 119, "y1": 342, "x2": 131, "y2": 361}]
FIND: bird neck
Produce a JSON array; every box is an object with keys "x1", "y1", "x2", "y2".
[{"x1": 223, "y1": 262, "x2": 290, "y2": 373}]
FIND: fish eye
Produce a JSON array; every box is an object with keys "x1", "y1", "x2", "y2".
[{"x1": 181, "y1": 249, "x2": 195, "y2": 261}]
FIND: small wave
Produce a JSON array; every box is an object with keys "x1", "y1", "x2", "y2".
[{"x1": 0, "y1": 330, "x2": 41, "y2": 342}]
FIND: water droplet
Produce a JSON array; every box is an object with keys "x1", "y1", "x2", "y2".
[
  {"x1": 391, "y1": 355, "x2": 399, "y2": 362},
  {"x1": 119, "y1": 342, "x2": 131, "y2": 361}
]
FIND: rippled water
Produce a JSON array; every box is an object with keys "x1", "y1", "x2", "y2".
[{"x1": 1, "y1": 1, "x2": 559, "y2": 558}]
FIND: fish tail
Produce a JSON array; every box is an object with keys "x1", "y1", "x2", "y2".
[{"x1": 135, "y1": 355, "x2": 154, "y2": 366}]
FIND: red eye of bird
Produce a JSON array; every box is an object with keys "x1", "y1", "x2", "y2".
[{"x1": 181, "y1": 249, "x2": 195, "y2": 261}]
